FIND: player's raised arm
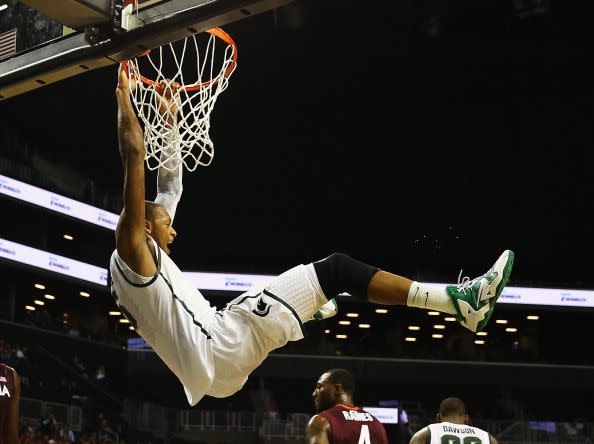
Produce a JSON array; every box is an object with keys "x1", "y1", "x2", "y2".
[
  {"x1": 115, "y1": 68, "x2": 156, "y2": 276},
  {"x1": 305, "y1": 415, "x2": 331, "y2": 444},
  {"x1": 409, "y1": 427, "x2": 429, "y2": 444},
  {"x1": 154, "y1": 80, "x2": 183, "y2": 222},
  {"x1": 155, "y1": 150, "x2": 183, "y2": 222}
]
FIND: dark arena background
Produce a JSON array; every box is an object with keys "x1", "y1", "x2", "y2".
[{"x1": 1, "y1": 0, "x2": 594, "y2": 443}]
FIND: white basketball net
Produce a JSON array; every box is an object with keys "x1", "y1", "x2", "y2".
[{"x1": 125, "y1": 30, "x2": 237, "y2": 172}]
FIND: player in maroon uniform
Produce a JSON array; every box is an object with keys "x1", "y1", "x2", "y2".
[
  {"x1": 307, "y1": 369, "x2": 388, "y2": 444},
  {"x1": 0, "y1": 363, "x2": 20, "y2": 444}
]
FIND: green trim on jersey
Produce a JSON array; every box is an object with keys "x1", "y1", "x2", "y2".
[
  {"x1": 159, "y1": 272, "x2": 212, "y2": 339},
  {"x1": 114, "y1": 244, "x2": 161, "y2": 288},
  {"x1": 427, "y1": 427, "x2": 431, "y2": 444},
  {"x1": 263, "y1": 289, "x2": 304, "y2": 335}
]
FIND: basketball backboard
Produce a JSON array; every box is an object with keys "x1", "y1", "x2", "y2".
[{"x1": 0, "y1": 0, "x2": 295, "y2": 100}]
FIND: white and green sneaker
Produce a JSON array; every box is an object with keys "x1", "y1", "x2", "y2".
[
  {"x1": 311, "y1": 298, "x2": 338, "y2": 321},
  {"x1": 447, "y1": 250, "x2": 515, "y2": 333}
]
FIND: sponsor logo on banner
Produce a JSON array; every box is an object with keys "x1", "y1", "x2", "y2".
[
  {"x1": 50, "y1": 196, "x2": 71, "y2": 212},
  {"x1": 0, "y1": 175, "x2": 119, "y2": 230},
  {"x1": 98, "y1": 213, "x2": 117, "y2": 227},
  {"x1": 500, "y1": 293, "x2": 521, "y2": 300},
  {"x1": 0, "y1": 177, "x2": 21, "y2": 194},
  {"x1": 49, "y1": 257, "x2": 70, "y2": 271},
  {"x1": 561, "y1": 294, "x2": 586, "y2": 303},
  {"x1": 0, "y1": 242, "x2": 16, "y2": 256},
  {"x1": 362, "y1": 407, "x2": 399, "y2": 424},
  {"x1": 224, "y1": 277, "x2": 252, "y2": 289}
]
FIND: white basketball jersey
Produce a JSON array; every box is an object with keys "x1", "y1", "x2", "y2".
[
  {"x1": 428, "y1": 422, "x2": 491, "y2": 444},
  {"x1": 110, "y1": 238, "x2": 325, "y2": 406},
  {"x1": 109, "y1": 238, "x2": 217, "y2": 405}
]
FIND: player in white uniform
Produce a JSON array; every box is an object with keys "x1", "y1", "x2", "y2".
[
  {"x1": 409, "y1": 397, "x2": 497, "y2": 444},
  {"x1": 111, "y1": 68, "x2": 515, "y2": 406}
]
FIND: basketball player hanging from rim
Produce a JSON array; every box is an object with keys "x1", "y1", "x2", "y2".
[{"x1": 111, "y1": 64, "x2": 515, "y2": 406}]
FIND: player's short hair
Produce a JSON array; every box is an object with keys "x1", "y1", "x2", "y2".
[
  {"x1": 326, "y1": 368, "x2": 355, "y2": 397},
  {"x1": 145, "y1": 200, "x2": 163, "y2": 221},
  {"x1": 439, "y1": 397, "x2": 467, "y2": 417}
]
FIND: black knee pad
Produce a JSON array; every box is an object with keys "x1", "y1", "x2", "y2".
[{"x1": 313, "y1": 253, "x2": 379, "y2": 300}]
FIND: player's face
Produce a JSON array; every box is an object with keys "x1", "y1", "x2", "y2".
[
  {"x1": 312, "y1": 373, "x2": 336, "y2": 412},
  {"x1": 148, "y1": 206, "x2": 177, "y2": 255}
]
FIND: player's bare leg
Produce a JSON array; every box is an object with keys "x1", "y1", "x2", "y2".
[{"x1": 312, "y1": 250, "x2": 514, "y2": 333}]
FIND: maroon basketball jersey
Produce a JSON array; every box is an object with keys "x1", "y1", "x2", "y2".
[
  {"x1": 0, "y1": 363, "x2": 18, "y2": 443},
  {"x1": 319, "y1": 404, "x2": 388, "y2": 444}
]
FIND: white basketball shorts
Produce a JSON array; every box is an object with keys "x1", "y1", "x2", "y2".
[{"x1": 206, "y1": 263, "x2": 328, "y2": 398}]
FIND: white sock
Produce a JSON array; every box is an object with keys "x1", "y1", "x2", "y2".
[{"x1": 407, "y1": 281, "x2": 457, "y2": 315}]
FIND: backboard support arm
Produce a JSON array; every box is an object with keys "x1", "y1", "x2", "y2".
[{"x1": 0, "y1": 0, "x2": 295, "y2": 100}]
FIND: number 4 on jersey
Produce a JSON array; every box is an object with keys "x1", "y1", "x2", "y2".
[{"x1": 358, "y1": 425, "x2": 371, "y2": 444}]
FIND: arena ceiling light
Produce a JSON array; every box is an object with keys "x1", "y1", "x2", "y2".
[
  {"x1": 427, "y1": 311, "x2": 440, "y2": 316},
  {"x1": 129, "y1": 326, "x2": 135, "y2": 331},
  {"x1": 433, "y1": 324, "x2": 446, "y2": 329},
  {"x1": 375, "y1": 308, "x2": 388, "y2": 314},
  {"x1": 432, "y1": 334, "x2": 444, "y2": 339},
  {"x1": 80, "y1": 291, "x2": 90, "y2": 297},
  {"x1": 44, "y1": 294, "x2": 55, "y2": 300},
  {"x1": 444, "y1": 317, "x2": 456, "y2": 322},
  {"x1": 324, "y1": 329, "x2": 330, "y2": 334},
  {"x1": 34, "y1": 283, "x2": 45, "y2": 290},
  {"x1": 404, "y1": 337, "x2": 416, "y2": 342},
  {"x1": 336, "y1": 334, "x2": 348, "y2": 339},
  {"x1": 25, "y1": 305, "x2": 35, "y2": 311},
  {"x1": 496, "y1": 319, "x2": 508, "y2": 324},
  {"x1": 505, "y1": 327, "x2": 518, "y2": 333},
  {"x1": 408, "y1": 326, "x2": 420, "y2": 331},
  {"x1": 338, "y1": 320, "x2": 351, "y2": 325},
  {"x1": 358, "y1": 324, "x2": 370, "y2": 329},
  {"x1": 475, "y1": 340, "x2": 485, "y2": 345},
  {"x1": 119, "y1": 318, "x2": 130, "y2": 324},
  {"x1": 0, "y1": 4, "x2": 7, "y2": 12},
  {"x1": 63, "y1": 234, "x2": 74, "y2": 240},
  {"x1": 527, "y1": 315, "x2": 539, "y2": 320},
  {"x1": 476, "y1": 331, "x2": 488, "y2": 336},
  {"x1": 34, "y1": 300, "x2": 44, "y2": 305},
  {"x1": 346, "y1": 313, "x2": 359, "y2": 318},
  {"x1": 109, "y1": 311, "x2": 121, "y2": 316}
]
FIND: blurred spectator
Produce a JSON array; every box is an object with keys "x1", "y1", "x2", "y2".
[
  {"x1": 59, "y1": 423, "x2": 75, "y2": 443},
  {"x1": 67, "y1": 324, "x2": 80, "y2": 338},
  {"x1": 56, "y1": 377, "x2": 71, "y2": 403},
  {"x1": 88, "y1": 314, "x2": 110, "y2": 343},
  {"x1": 15, "y1": 345, "x2": 25, "y2": 360},
  {"x1": 70, "y1": 379, "x2": 88, "y2": 405},
  {"x1": 73, "y1": 355, "x2": 88, "y2": 380},
  {"x1": 35, "y1": 308, "x2": 54, "y2": 330},
  {"x1": 19, "y1": 418, "x2": 34, "y2": 436},
  {"x1": 95, "y1": 365, "x2": 107, "y2": 384},
  {"x1": 38, "y1": 406, "x2": 58, "y2": 436},
  {"x1": 0, "y1": 341, "x2": 13, "y2": 366}
]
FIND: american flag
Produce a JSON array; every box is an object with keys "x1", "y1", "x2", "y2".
[{"x1": 0, "y1": 28, "x2": 16, "y2": 61}]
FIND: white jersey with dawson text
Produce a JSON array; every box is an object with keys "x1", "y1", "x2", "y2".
[{"x1": 428, "y1": 421, "x2": 491, "y2": 444}]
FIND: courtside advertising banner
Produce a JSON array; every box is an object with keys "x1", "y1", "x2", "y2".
[{"x1": 1, "y1": 175, "x2": 594, "y2": 308}]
